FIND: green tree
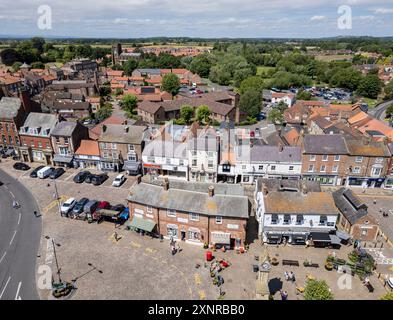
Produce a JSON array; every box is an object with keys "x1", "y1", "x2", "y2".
[
  {"x1": 304, "y1": 279, "x2": 334, "y2": 300},
  {"x1": 189, "y1": 54, "x2": 212, "y2": 78},
  {"x1": 180, "y1": 105, "x2": 194, "y2": 124},
  {"x1": 162, "y1": 73, "x2": 181, "y2": 97},
  {"x1": 11, "y1": 62, "x2": 22, "y2": 72},
  {"x1": 0, "y1": 48, "x2": 21, "y2": 66},
  {"x1": 123, "y1": 58, "x2": 138, "y2": 76},
  {"x1": 385, "y1": 80, "x2": 393, "y2": 100},
  {"x1": 386, "y1": 103, "x2": 393, "y2": 118},
  {"x1": 31, "y1": 61, "x2": 45, "y2": 69},
  {"x1": 239, "y1": 76, "x2": 265, "y2": 94},
  {"x1": 296, "y1": 89, "x2": 312, "y2": 101},
  {"x1": 121, "y1": 94, "x2": 138, "y2": 114},
  {"x1": 31, "y1": 37, "x2": 45, "y2": 54},
  {"x1": 357, "y1": 74, "x2": 383, "y2": 99},
  {"x1": 115, "y1": 88, "x2": 124, "y2": 96},
  {"x1": 96, "y1": 105, "x2": 113, "y2": 121},
  {"x1": 239, "y1": 90, "x2": 262, "y2": 118},
  {"x1": 196, "y1": 105, "x2": 211, "y2": 125},
  {"x1": 99, "y1": 86, "x2": 111, "y2": 97},
  {"x1": 267, "y1": 108, "x2": 284, "y2": 124},
  {"x1": 330, "y1": 67, "x2": 362, "y2": 91}
]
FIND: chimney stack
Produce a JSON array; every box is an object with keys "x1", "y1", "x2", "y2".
[
  {"x1": 208, "y1": 186, "x2": 215, "y2": 197},
  {"x1": 262, "y1": 183, "x2": 268, "y2": 196},
  {"x1": 278, "y1": 143, "x2": 284, "y2": 152},
  {"x1": 163, "y1": 178, "x2": 169, "y2": 191},
  {"x1": 124, "y1": 126, "x2": 129, "y2": 133},
  {"x1": 103, "y1": 125, "x2": 107, "y2": 133}
]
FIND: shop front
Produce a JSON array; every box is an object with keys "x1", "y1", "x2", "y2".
[
  {"x1": 347, "y1": 177, "x2": 385, "y2": 188},
  {"x1": 302, "y1": 175, "x2": 337, "y2": 186},
  {"x1": 384, "y1": 177, "x2": 393, "y2": 189},
  {"x1": 53, "y1": 154, "x2": 74, "y2": 168},
  {"x1": 211, "y1": 231, "x2": 231, "y2": 249},
  {"x1": 143, "y1": 163, "x2": 162, "y2": 177},
  {"x1": 161, "y1": 164, "x2": 188, "y2": 181}
]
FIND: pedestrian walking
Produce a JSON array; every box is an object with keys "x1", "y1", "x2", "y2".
[
  {"x1": 280, "y1": 290, "x2": 288, "y2": 300},
  {"x1": 291, "y1": 272, "x2": 296, "y2": 283},
  {"x1": 284, "y1": 271, "x2": 289, "y2": 281},
  {"x1": 33, "y1": 210, "x2": 38, "y2": 217},
  {"x1": 114, "y1": 232, "x2": 118, "y2": 242}
]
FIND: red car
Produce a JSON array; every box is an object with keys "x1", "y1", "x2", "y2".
[{"x1": 92, "y1": 201, "x2": 110, "y2": 221}]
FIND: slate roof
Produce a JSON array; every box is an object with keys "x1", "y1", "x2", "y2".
[
  {"x1": 332, "y1": 188, "x2": 368, "y2": 224},
  {"x1": 99, "y1": 124, "x2": 147, "y2": 144},
  {"x1": 0, "y1": 97, "x2": 22, "y2": 119},
  {"x1": 264, "y1": 192, "x2": 340, "y2": 215},
  {"x1": 250, "y1": 145, "x2": 302, "y2": 162},
  {"x1": 128, "y1": 182, "x2": 249, "y2": 218},
  {"x1": 303, "y1": 134, "x2": 348, "y2": 155},
  {"x1": 51, "y1": 121, "x2": 78, "y2": 137},
  {"x1": 20, "y1": 112, "x2": 58, "y2": 136},
  {"x1": 256, "y1": 178, "x2": 321, "y2": 193}
]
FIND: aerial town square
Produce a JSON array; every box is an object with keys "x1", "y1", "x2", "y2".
[{"x1": 1, "y1": 0, "x2": 393, "y2": 304}]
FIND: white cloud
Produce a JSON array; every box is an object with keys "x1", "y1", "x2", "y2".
[
  {"x1": 374, "y1": 8, "x2": 393, "y2": 14},
  {"x1": 310, "y1": 15, "x2": 327, "y2": 21}
]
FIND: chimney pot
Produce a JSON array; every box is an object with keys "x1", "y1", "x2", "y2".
[
  {"x1": 163, "y1": 178, "x2": 169, "y2": 191},
  {"x1": 208, "y1": 186, "x2": 215, "y2": 197}
]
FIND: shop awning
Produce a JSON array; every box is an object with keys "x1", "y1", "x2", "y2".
[
  {"x1": 310, "y1": 232, "x2": 331, "y2": 242},
  {"x1": 53, "y1": 154, "x2": 73, "y2": 163},
  {"x1": 128, "y1": 216, "x2": 156, "y2": 233},
  {"x1": 211, "y1": 232, "x2": 231, "y2": 244},
  {"x1": 329, "y1": 235, "x2": 342, "y2": 246},
  {"x1": 336, "y1": 230, "x2": 351, "y2": 241}
]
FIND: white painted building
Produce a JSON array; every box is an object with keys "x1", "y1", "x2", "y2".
[
  {"x1": 188, "y1": 127, "x2": 219, "y2": 183},
  {"x1": 255, "y1": 179, "x2": 339, "y2": 245},
  {"x1": 235, "y1": 144, "x2": 302, "y2": 184}
]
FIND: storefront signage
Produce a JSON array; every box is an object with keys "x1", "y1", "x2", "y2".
[
  {"x1": 177, "y1": 217, "x2": 188, "y2": 223},
  {"x1": 227, "y1": 224, "x2": 239, "y2": 230}
]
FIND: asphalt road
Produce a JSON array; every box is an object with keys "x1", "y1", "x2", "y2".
[
  {"x1": 0, "y1": 168, "x2": 42, "y2": 300},
  {"x1": 369, "y1": 99, "x2": 393, "y2": 120}
]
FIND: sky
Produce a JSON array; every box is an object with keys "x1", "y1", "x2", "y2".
[{"x1": 0, "y1": 0, "x2": 393, "y2": 38}]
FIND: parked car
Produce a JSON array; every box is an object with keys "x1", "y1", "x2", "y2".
[
  {"x1": 30, "y1": 165, "x2": 45, "y2": 178},
  {"x1": 72, "y1": 198, "x2": 89, "y2": 214},
  {"x1": 92, "y1": 174, "x2": 108, "y2": 186},
  {"x1": 37, "y1": 166, "x2": 55, "y2": 179},
  {"x1": 84, "y1": 200, "x2": 99, "y2": 217},
  {"x1": 50, "y1": 168, "x2": 65, "y2": 179},
  {"x1": 90, "y1": 201, "x2": 111, "y2": 223},
  {"x1": 112, "y1": 174, "x2": 126, "y2": 187},
  {"x1": 13, "y1": 162, "x2": 30, "y2": 171},
  {"x1": 84, "y1": 173, "x2": 94, "y2": 184},
  {"x1": 111, "y1": 204, "x2": 125, "y2": 212},
  {"x1": 60, "y1": 198, "x2": 77, "y2": 215},
  {"x1": 73, "y1": 171, "x2": 91, "y2": 183}
]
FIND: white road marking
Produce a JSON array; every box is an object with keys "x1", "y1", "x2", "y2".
[
  {"x1": 9, "y1": 191, "x2": 15, "y2": 199},
  {"x1": 15, "y1": 282, "x2": 22, "y2": 300},
  {"x1": 17, "y1": 212, "x2": 21, "y2": 225},
  {"x1": 9, "y1": 230, "x2": 17, "y2": 245},
  {"x1": 0, "y1": 252, "x2": 6, "y2": 264},
  {"x1": 0, "y1": 276, "x2": 11, "y2": 299}
]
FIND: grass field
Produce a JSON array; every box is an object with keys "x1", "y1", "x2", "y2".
[
  {"x1": 315, "y1": 54, "x2": 354, "y2": 62},
  {"x1": 257, "y1": 66, "x2": 275, "y2": 76}
]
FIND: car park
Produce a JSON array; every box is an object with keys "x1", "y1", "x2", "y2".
[
  {"x1": 30, "y1": 166, "x2": 45, "y2": 178},
  {"x1": 112, "y1": 174, "x2": 126, "y2": 187},
  {"x1": 37, "y1": 166, "x2": 55, "y2": 179},
  {"x1": 60, "y1": 198, "x2": 77, "y2": 215},
  {"x1": 13, "y1": 162, "x2": 30, "y2": 171},
  {"x1": 73, "y1": 171, "x2": 91, "y2": 183},
  {"x1": 83, "y1": 200, "x2": 99, "y2": 221},
  {"x1": 50, "y1": 168, "x2": 65, "y2": 179},
  {"x1": 92, "y1": 174, "x2": 108, "y2": 186},
  {"x1": 89, "y1": 201, "x2": 110, "y2": 223}
]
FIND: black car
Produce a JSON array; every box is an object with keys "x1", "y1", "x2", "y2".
[
  {"x1": 50, "y1": 168, "x2": 65, "y2": 179},
  {"x1": 72, "y1": 198, "x2": 89, "y2": 214},
  {"x1": 30, "y1": 165, "x2": 45, "y2": 178},
  {"x1": 73, "y1": 171, "x2": 91, "y2": 183},
  {"x1": 91, "y1": 174, "x2": 108, "y2": 186},
  {"x1": 13, "y1": 162, "x2": 30, "y2": 171},
  {"x1": 84, "y1": 173, "x2": 94, "y2": 184}
]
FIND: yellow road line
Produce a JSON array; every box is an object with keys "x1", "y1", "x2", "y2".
[
  {"x1": 194, "y1": 274, "x2": 201, "y2": 285},
  {"x1": 131, "y1": 241, "x2": 141, "y2": 248},
  {"x1": 199, "y1": 290, "x2": 206, "y2": 300}
]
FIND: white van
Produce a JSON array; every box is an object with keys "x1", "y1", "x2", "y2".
[{"x1": 37, "y1": 166, "x2": 53, "y2": 179}]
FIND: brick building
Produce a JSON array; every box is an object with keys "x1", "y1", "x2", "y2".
[
  {"x1": 127, "y1": 179, "x2": 250, "y2": 249},
  {"x1": 301, "y1": 134, "x2": 349, "y2": 186},
  {"x1": 333, "y1": 188, "x2": 379, "y2": 242},
  {"x1": 18, "y1": 113, "x2": 58, "y2": 164}
]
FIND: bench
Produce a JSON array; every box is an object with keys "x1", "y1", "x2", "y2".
[{"x1": 282, "y1": 260, "x2": 300, "y2": 267}]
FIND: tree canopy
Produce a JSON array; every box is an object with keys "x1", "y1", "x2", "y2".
[
  {"x1": 304, "y1": 279, "x2": 334, "y2": 300},
  {"x1": 161, "y1": 73, "x2": 181, "y2": 97}
]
